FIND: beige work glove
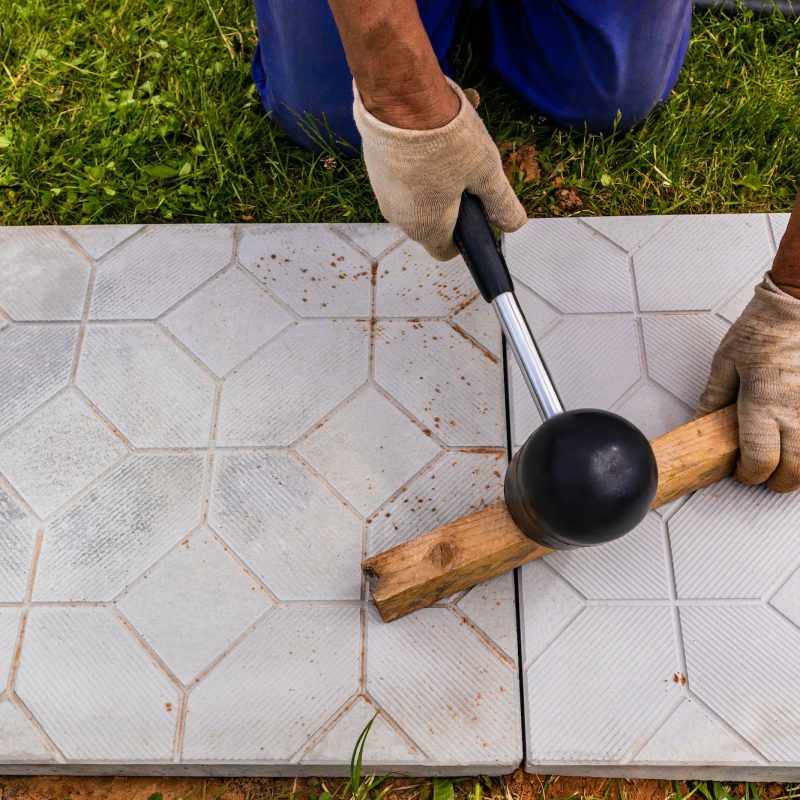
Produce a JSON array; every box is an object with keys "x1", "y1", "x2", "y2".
[
  {"x1": 698, "y1": 273, "x2": 800, "y2": 492},
  {"x1": 353, "y1": 78, "x2": 527, "y2": 261}
]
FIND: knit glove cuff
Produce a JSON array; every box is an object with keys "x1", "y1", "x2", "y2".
[{"x1": 353, "y1": 78, "x2": 526, "y2": 260}]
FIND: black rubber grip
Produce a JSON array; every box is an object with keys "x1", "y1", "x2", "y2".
[{"x1": 453, "y1": 192, "x2": 515, "y2": 303}]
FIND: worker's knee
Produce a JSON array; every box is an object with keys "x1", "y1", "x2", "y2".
[
  {"x1": 547, "y1": 71, "x2": 675, "y2": 134},
  {"x1": 488, "y1": 0, "x2": 692, "y2": 134}
]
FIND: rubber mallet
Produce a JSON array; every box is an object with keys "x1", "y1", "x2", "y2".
[{"x1": 363, "y1": 194, "x2": 740, "y2": 622}]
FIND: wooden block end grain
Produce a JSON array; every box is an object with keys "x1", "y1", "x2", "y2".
[
  {"x1": 365, "y1": 404, "x2": 740, "y2": 622},
  {"x1": 362, "y1": 501, "x2": 552, "y2": 622}
]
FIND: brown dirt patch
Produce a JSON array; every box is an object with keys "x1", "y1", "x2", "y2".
[
  {"x1": 0, "y1": 772, "x2": 796, "y2": 800},
  {"x1": 500, "y1": 143, "x2": 542, "y2": 185}
]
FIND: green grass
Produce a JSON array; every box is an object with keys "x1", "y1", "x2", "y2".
[{"x1": 0, "y1": 1, "x2": 798, "y2": 225}]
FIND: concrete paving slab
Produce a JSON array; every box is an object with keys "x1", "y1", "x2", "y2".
[
  {"x1": 0, "y1": 223, "x2": 520, "y2": 775},
  {"x1": 508, "y1": 213, "x2": 800, "y2": 779}
]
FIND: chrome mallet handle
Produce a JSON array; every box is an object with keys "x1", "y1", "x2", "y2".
[{"x1": 452, "y1": 192, "x2": 563, "y2": 421}]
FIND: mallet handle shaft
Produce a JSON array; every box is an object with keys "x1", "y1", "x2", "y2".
[{"x1": 363, "y1": 404, "x2": 739, "y2": 622}]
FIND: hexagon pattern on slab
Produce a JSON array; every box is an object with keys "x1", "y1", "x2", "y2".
[
  {"x1": 116, "y1": 530, "x2": 273, "y2": 684},
  {"x1": 509, "y1": 213, "x2": 800, "y2": 777},
  {"x1": 296, "y1": 386, "x2": 440, "y2": 517},
  {"x1": 161, "y1": 268, "x2": 293, "y2": 376},
  {"x1": 0, "y1": 486, "x2": 38, "y2": 602},
  {"x1": 5, "y1": 215, "x2": 793, "y2": 777},
  {"x1": 16, "y1": 607, "x2": 180, "y2": 761},
  {"x1": 505, "y1": 218, "x2": 633, "y2": 313},
  {"x1": 0, "y1": 701, "x2": 54, "y2": 762},
  {"x1": 77, "y1": 323, "x2": 217, "y2": 448},
  {"x1": 239, "y1": 224, "x2": 371, "y2": 317},
  {"x1": 0, "y1": 222, "x2": 522, "y2": 774},
  {"x1": 0, "y1": 392, "x2": 126, "y2": 518},
  {"x1": 0, "y1": 228, "x2": 90, "y2": 321},
  {"x1": 0, "y1": 610, "x2": 21, "y2": 689},
  {"x1": 64, "y1": 224, "x2": 143, "y2": 261},
  {"x1": 0, "y1": 323, "x2": 79, "y2": 435},
  {"x1": 90, "y1": 225, "x2": 234, "y2": 319},
  {"x1": 634, "y1": 214, "x2": 773, "y2": 311}
]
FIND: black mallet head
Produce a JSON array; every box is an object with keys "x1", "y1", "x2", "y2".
[{"x1": 504, "y1": 409, "x2": 658, "y2": 549}]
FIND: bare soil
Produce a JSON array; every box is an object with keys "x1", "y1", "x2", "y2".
[{"x1": 0, "y1": 772, "x2": 793, "y2": 800}]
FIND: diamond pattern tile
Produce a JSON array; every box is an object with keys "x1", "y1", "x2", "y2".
[
  {"x1": 16, "y1": 607, "x2": 180, "y2": 761},
  {"x1": 301, "y1": 697, "x2": 420, "y2": 766},
  {"x1": 64, "y1": 224, "x2": 143, "y2": 260},
  {"x1": 90, "y1": 225, "x2": 234, "y2": 319},
  {"x1": 0, "y1": 323, "x2": 79, "y2": 435},
  {"x1": 366, "y1": 449, "x2": 505, "y2": 555},
  {"x1": 374, "y1": 320, "x2": 504, "y2": 447},
  {"x1": 510, "y1": 214, "x2": 800, "y2": 777},
  {"x1": 505, "y1": 218, "x2": 633, "y2": 313},
  {"x1": 0, "y1": 223, "x2": 519, "y2": 774},
  {"x1": 365, "y1": 606, "x2": 520, "y2": 766},
  {"x1": 670, "y1": 480, "x2": 800, "y2": 599},
  {"x1": 239, "y1": 224, "x2": 371, "y2": 317},
  {"x1": 510, "y1": 314, "x2": 641, "y2": 445},
  {"x1": 0, "y1": 228, "x2": 90, "y2": 321},
  {"x1": 335, "y1": 223, "x2": 405, "y2": 259},
  {"x1": 375, "y1": 242, "x2": 476, "y2": 317},
  {"x1": 634, "y1": 214, "x2": 773, "y2": 311},
  {"x1": 183, "y1": 606, "x2": 361, "y2": 762},
  {"x1": 117, "y1": 530, "x2": 273, "y2": 684},
  {"x1": 583, "y1": 215, "x2": 673, "y2": 254},
  {"x1": 10, "y1": 216, "x2": 792, "y2": 776},
  {"x1": 0, "y1": 392, "x2": 126, "y2": 518},
  {"x1": 614, "y1": 381, "x2": 692, "y2": 440},
  {"x1": 209, "y1": 452, "x2": 363, "y2": 601},
  {"x1": 681, "y1": 606, "x2": 800, "y2": 762},
  {"x1": 217, "y1": 319, "x2": 368, "y2": 446},
  {"x1": 77, "y1": 324, "x2": 217, "y2": 447},
  {"x1": 296, "y1": 387, "x2": 440, "y2": 517},
  {"x1": 518, "y1": 561, "x2": 584, "y2": 666},
  {"x1": 632, "y1": 697, "x2": 761, "y2": 767},
  {"x1": 0, "y1": 486, "x2": 37, "y2": 602},
  {"x1": 544, "y1": 512, "x2": 669, "y2": 600},
  {"x1": 456, "y1": 573, "x2": 518, "y2": 659},
  {"x1": 642, "y1": 314, "x2": 730, "y2": 408},
  {"x1": 0, "y1": 700, "x2": 54, "y2": 762},
  {"x1": 34, "y1": 454, "x2": 205, "y2": 601},
  {"x1": 526, "y1": 606, "x2": 680, "y2": 764},
  {"x1": 451, "y1": 296, "x2": 502, "y2": 358},
  {"x1": 162, "y1": 268, "x2": 293, "y2": 376},
  {"x1": 0, "y1": 610, "x2": 21, "y2": 688}
]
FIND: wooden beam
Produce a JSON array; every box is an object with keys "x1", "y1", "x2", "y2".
[{"x1": 364, "y1": 404, "x2": 739, "y2": 622}]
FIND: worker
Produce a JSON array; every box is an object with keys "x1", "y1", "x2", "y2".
[{"x1": 250, "y1": 0, "x2": 800, "y2": 493}]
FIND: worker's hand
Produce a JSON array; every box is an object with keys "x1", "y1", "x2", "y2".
[
  {"x1": 698, "y1": 273, "x2": 800, "y2": 492},
  {"x1": 353, "y1": 78, "x2": 527, "y2": 261}
]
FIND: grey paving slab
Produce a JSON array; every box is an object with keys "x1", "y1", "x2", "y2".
[
  {"x1": 0, "y1": 223, "x2": 520, "y2": 775},
  {"x1": 508, "y1": 213, "x2": 800, "y2": 779}
]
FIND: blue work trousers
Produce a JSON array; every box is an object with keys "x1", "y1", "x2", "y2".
[{"x1": 251, "y1": 0, "x2": 692, "y2": 151}]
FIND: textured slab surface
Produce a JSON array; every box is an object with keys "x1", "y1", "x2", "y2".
[
  {"x1": 509, "y1": 213, "x2": 799, "y2": 779},
  {"x1": 0, "y1": 224, "x2": 520, "y2": 775}
]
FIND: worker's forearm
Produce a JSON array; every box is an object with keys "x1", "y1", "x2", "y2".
[
  {"x1": 327, "y1": 0, "x2": 459, "y2": 129},
  {"x1": 771, "y1": 192, "x2": 800, "y2": 299}
]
